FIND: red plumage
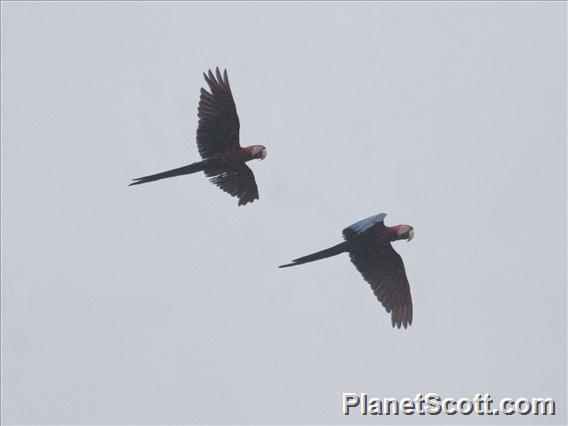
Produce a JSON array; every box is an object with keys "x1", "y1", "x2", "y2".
[
  {"x1": 280, "y1": 213, "x2": 415, "y2": 329},
  {"x1": 130, "y1": 68, "x2": 266, "y2": 206}
]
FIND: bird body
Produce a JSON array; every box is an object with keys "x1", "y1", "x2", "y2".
[
  {"x1": 205, "y1": 145, "x2": 266, "y2": 169},
  {"x1": 130, "y1": 68, "x2": 266, "y2": 206},
  {"x1": 280, "y1": 213, "x2": 415, "y2": 329}
]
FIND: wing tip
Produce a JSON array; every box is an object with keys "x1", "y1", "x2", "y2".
[
  {"x1": 391, "y1": 304, "x2": 413, "y2": 329},
  {"x1": 238, "y1": 196, "x2": 258, "y2": 207},
  {"x1": 202, "y1": 66, "x2": 230, "y2": 90}
]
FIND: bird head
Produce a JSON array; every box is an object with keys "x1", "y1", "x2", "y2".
[
  {"x1": 395, "y1": 225, "x2": 415, "y2": 242},
  {"x1": 251, "y1": 145, "x2": 267, "y2": 160}
]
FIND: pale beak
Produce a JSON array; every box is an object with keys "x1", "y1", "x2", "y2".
[
  {"x1": 407, "y1": 229, "x2": 415, "y2": 241},
  {"x1": 260, "y1": 148, "x2": 267, "y2": 160}
]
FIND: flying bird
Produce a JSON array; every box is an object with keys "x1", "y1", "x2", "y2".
[
  {"x1": 130, "y1": 67, "x2": 266, "y2": 206},
  {"x1": 280, "y1": 213, "x2": 415, "y2": 329}
]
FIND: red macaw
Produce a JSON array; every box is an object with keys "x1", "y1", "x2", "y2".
[
  {"x1": 130, "y1": 68, "x2": 266, "y2": 206},
  {"x1": 280, "y1": 213, "x2": 415, "y2": 329}
]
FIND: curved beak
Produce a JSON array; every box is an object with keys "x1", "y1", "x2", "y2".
[
  {"x1": 407, "y1": 229, "x2": 415, "y2": 241},
  {"x1": 260, "y1": 148, "x2": 267, "y2": 160}
]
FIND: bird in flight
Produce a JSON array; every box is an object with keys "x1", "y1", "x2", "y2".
[
  {"x1": 280, "y1": 213, "x2": 415, "y2": 329},
  {"x1": 130, "y1": 68, "x2": 266, "y2": 206}
]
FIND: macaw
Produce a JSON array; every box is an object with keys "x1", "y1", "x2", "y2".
[
  {"x1": 130, "y1": 68, "x2": 266, "y2": 206},
  {"x1": 280, "y1": 213, "x2": 415, "y2": 329}
]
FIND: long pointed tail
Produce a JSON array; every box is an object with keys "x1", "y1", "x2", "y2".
[
  {"x1": 279, "y1": 242, "x2": 348, "y2": 268},
  {"x1": 129, "y1": 161, "x2": 205, "y2": 186}
]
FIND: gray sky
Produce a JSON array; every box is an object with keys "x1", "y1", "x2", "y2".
[{"x1": 1, "y1": 2, "x2": 566, "y2": 425}]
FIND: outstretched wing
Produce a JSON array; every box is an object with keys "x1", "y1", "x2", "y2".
[
  {"x1": 206, "y1": 165, "x2": 259, "y2": 206},
  {"x1": 348, "y1": 242, "x2": 413, "y2": 329},
  {"x1": 342, "y1": 213, "x2": 387, "y2": 240},
  {"x1": 197, "y1": 68, "x2": 240, "y2": 159}
]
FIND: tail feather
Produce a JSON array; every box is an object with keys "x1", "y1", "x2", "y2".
[
  {"x1": 129, "y1": 161, "x2": 205, "y2": 186},
  {"x1": 279, "y1": 242, "x2": 348, "y2": 268}
]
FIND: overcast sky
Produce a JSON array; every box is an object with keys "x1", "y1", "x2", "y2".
[{"x1": 1, "y1": 2, "x2": 566, "y2": 425}]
